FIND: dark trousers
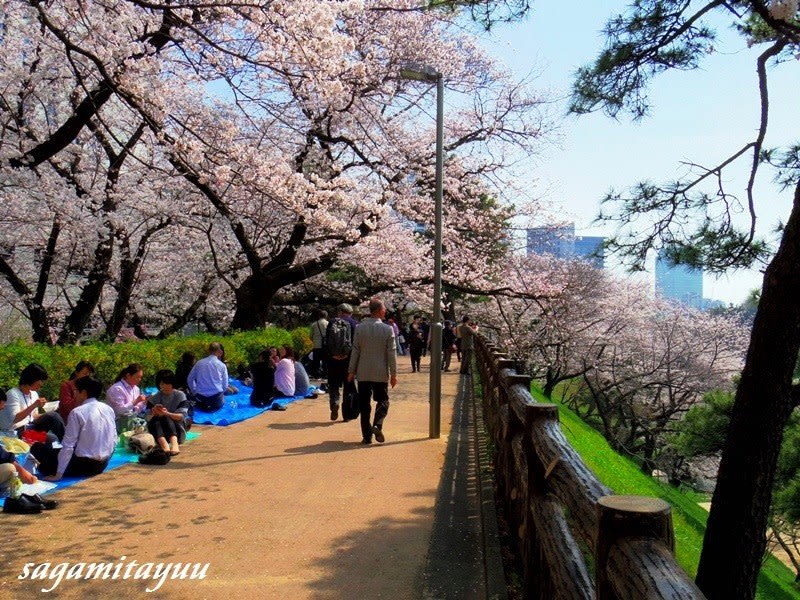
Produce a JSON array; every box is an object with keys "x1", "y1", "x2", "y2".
[
  {"x1": 311, "y1": 347, "x2": 327, "y2": 378},
  {"x1": 357, "y1": 381, "x2": 389, "y2": 441},
  {"x1": 30, "y1": 444, "x2": 109, "y2": 477},
  {"x1": 29, "y1": 412, "x2": 66, "y2": 442},
  {"x1": 194, "y1": 392, "x2": 224, "y2": 413},
  {"x1": 442, "y1": 347, "x2": 453, "y2": 371},
  {"x1": 148, "y1": 416, "x2": 178, "y2": 441},
  {"x1": 409, "y1": 348, "x2": 422, "y2": 372},
  {"x1": 327, "y1": 357, "x2": 355, "y2": 410}
]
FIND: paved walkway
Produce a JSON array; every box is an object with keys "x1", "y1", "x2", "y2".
[{"x1": 0, "y1": 356, "x2": 505, "y2": 599}]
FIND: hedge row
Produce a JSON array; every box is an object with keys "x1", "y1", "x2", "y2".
[{"x1": 0, "y1": 327, "x2": 312, "y2": 399}]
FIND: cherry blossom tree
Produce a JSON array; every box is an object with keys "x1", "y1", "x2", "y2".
[
  {"x1": 0, "y1": 0, "x2": 549, "y2": 336},
  {"x1": 472, "y1": 253, "x2": 746, "y2": 474}
]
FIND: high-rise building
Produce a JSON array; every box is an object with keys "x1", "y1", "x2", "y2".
[
  {"x1": 526, "y1": 224, "x2": 604, "y2": 269},
  {"x1": 574, "y1": 235, "x2": 605, "y2": 269},
  {"x1": 655, "y1": 251, "x2": 703, "y2": 309}
]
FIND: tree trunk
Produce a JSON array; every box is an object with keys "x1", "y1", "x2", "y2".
[
  {"x1": 229, "y1": 273, "x2": 278, "y2": 331},
  {"x1": 696, "y1": 185, "x2": 800, "y2": 599},
  {"x1": 58, "y1": 235, "x2": 113, "y2": 344},
  {"x1": 104, "y1": 255, "x2": 138, "y2": 341},
  {"x1": 157, "y1": 280, "x2": 213, "y2": 339}
]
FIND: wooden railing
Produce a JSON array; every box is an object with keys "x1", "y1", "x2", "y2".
[{"x1": 473, "y1": 333, "x2": 706, "y2": 600}]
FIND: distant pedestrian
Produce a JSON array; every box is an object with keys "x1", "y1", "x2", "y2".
[
  {"x1": 348, "y1": 298, "x2": 397, "y2": 444},
  {"x1": 309, "y1": 309, "x2": 329, "y2": 379},
  {"x1": 442, "y1": 321, "x2": 456, "y2": 372},
  {"x1": 408, "y1": 315, "x2": 425, "y2": 372},
  {"x1": 326, "y1": 304, "x2": 358, "y2": 421},
  {"x1": 458, "y1": 316, "x2": 475, "y2": 375},
  {"x1": 420, "y1": 317, "x2": 430, "y2": 357}
]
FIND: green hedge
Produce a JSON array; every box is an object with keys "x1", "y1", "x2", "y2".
[{"x1": 0, "y1": 327, "x2": 312, "y2": 399}]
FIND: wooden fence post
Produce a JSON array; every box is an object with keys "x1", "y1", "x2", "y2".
[{"x1": 596, "y1": 495, "x2": 674, "y2": 600}]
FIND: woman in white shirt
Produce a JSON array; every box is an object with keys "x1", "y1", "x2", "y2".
[
  {"x1": 0, "y1": 363, "x2": 64, "y2": 441},
  {"x1": 270, "y1": 346, "x2": 296, "y2": 410}
]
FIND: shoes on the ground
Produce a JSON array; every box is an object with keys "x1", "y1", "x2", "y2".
[
  {"x1": 3, "y1": 495, "x2": 43, "y2": 514},
  {"x1": 271, "y1": 404, "x2": 287, "y2": 411},
  {"x1": 331, "y1": 405, "x2": 339, "y2": 421},
  {"x1": 20, "y1": 493, "x2": 57, "y2": 510},
  {"x1": 361, "y1": 438, "x2": 372, "y2": 444},
  {"x1": 372, "y1": 426, "x2": 385, "y2": 443}
]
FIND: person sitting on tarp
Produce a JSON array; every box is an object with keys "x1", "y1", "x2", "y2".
[
  {"x1": 187, "y1": 342, "x2": 229, "y2": 413},
  {"x1": 270, "y1": 346, "x2": 296, "y2": 411},
  {"x1": 0, "y1": 363, "x2": 65, "y2": 443},
  {"x1": 249, "y1": 350, "x2": 275, "y2": 408},
  {"x1": 293, "y1": 361, "x2": 318, "y2": 399},
  {"x1": 145, "y1": 370, "x2": 190, "y2": 456},
  {"x1": 37, "y1": 376, "x2": 116, "y2": 481},
  {"x1": 0, "y1": 395, "x2": 38, "y2": 494},
  {"x1": 106, "y1": 363, "x2": 148, "y2": 432},
  {"x1": 58, "y1": 361, "x2": 96, "y2": 422},
  {"x1": 0, "y1": 431, "x2": 48, "y2": 514}
]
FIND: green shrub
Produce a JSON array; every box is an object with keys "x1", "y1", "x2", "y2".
[{"x1": 0, "y1": 327, "x2": 299, "y2": 397}]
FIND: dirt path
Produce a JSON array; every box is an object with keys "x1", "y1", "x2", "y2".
[{"x1": 0, "y1": 356, "x2": 462, "y2": 599}]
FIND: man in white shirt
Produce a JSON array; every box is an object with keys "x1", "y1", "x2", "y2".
[
  {"x1": 35, "y1": 376, "x2": 117, "y2": 481},
  {"x1": 187, "y1": 342, "x2": 229, "y2": 413}
]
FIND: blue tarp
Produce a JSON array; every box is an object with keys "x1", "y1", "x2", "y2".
[
  {"x1": 0, "y1": 431, "x2": 200, "y2": 506},
  {"x1": 1, "y1": 380, "x2": 316, "y2": 506},
  {"x1": 179, "y1": 379, "x2": 317, "y2": 426}
]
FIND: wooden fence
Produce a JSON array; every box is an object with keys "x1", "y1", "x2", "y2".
[{"x1": 473, "y1": 333, "x2": 706, "y2": 599}]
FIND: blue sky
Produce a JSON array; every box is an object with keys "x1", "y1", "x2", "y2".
[{"x1": 476, "y1": 1, "x2": 799, "y2": 304}]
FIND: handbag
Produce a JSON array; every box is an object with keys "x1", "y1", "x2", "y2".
[
  {"x1": 138, "y1": 447, "x2": 171, "y2": 465},
  {"x1": 127, "y1": 432, "x2": 156, "y2": 454}
]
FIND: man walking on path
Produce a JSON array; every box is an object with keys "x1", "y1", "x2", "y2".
[
  {"x1": 348, "y1": 298, "x2": 397, "y2": 444},
  {"x1": 309, "y1": 309, "x2": 328, "y2": 379},
  {"x1": 458, "y1": 316, "x2": 474, "y2": 375},
  {"x1": 326, "y1": 304, "x2": 358, "y2": 421}
]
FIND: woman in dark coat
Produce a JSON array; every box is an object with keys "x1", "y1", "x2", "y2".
[{"x1": 249, "y1": 350, "x2": 276, "y2": 408}]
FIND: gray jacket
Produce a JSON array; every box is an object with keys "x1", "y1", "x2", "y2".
[{"x1": 349, "y1": 317, "x2": 397, "y2": 383}]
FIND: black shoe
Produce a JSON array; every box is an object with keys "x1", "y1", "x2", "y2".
[
  {"x1": 271, "y1": 404, "x2": 287, "y2": 411},
  {"x1": 331, "y1": 405, "x2": 339, "y2": 421},
  {"x1": 21, "y1": 493, "x2": 57, "y2": 510},
  {"x1": 3, "y1": 495, "x2": 42, "y2": 514},
  {"x1": 361, "y1": 438, "x2": 372, "y2": 444},
  {"x1": 372, "y1": 426, "x2": 385, "y2": 443}
]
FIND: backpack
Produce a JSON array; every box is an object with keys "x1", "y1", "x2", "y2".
[{"x1": 327, "y1": 318, "x2": 352, "y2": 358}]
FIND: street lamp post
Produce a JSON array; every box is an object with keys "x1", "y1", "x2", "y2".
[{"x1": 400, "y1": 65, "x2": 444, "y2": 439}]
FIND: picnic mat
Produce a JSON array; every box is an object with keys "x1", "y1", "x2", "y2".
[
  {"x1": 0, "y1": 431, "x2": 200, "y2": 507},
  {"x1": 184, "y1": 379, "x2": 318, "y2": 426}
]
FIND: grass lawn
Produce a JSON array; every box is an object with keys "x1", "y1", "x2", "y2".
[{"x1": 527, "y1": 385, "x2": 800, "y2": 599}]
